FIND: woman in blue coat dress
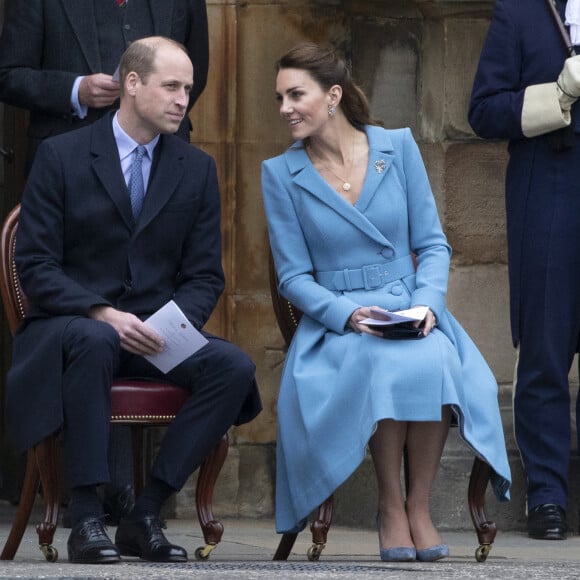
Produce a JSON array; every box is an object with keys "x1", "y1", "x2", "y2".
[{"x1": 262, "y1": 43, "x2": 511, "y2": 562}]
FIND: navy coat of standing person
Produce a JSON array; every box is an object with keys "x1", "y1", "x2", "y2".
[
  {"x1": 5, "y1": 37, "x2": 261, "y2": 564},
  {"x1": 469, "y1": 0, "x2": 580, "y2": 540}
]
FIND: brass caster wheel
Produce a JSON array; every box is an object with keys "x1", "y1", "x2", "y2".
[
  {"x1": 40, "y1": 544, "x2": 58, "y2": 562},
  {"x1": 195, "y1": 543, "x2": 217, "y2": 561},
  {"x1": 475, "y1": 543, "x2": 491, "y2": 562},
  {"x1": 307, "y1": 543, "x2": 325, "y2": 561}
]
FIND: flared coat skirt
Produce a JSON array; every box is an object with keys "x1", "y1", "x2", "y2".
[{"x1": 275, "y1": 300, "x2": 511, "y2": 533}]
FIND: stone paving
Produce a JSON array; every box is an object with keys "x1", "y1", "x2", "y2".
[{"x1": 1, "y1": 507, "x2": 580, "y2": 579}]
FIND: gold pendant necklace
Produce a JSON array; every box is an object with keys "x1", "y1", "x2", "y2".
[
  {"x1": 310, "y1": 132, "x2": 356, "y2": 192},
  {"x1": 325, "y1": 168, "x2": 352, "y2": 191}
]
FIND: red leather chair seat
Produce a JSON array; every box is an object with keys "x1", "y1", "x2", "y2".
[{"x1": 111, "y1": 380, "x2": 190, "y2": 423}]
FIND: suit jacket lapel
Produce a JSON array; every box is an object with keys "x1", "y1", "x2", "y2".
[{"x1": 60, "y1": 0, "x2": 101, "y2": 72}]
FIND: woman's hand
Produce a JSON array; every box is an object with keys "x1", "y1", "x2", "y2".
[
  {"x1": 347, "y1": 306, "x2": 384, "y2": 337},
  {"x1": 415, "y1": 307, "x2": 437, "y2": 336},
  {"x1": 348, "y1": 306, "x2": 437, "y2": 337}
]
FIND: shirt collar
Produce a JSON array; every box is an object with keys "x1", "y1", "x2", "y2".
[{"x1": 112, "y1": 112, "x2": 159, "y2": 162}]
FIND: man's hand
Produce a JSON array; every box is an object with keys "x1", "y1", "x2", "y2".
[
  {"x1": 89, "y1": 305, "x2": 165, "y2": 356},
  {"x1": 78, "y1": 74, "x2": 121, "y2": 109},
  {"x1": 557, "y1": 55, "x2": 580, "y2": 110}
]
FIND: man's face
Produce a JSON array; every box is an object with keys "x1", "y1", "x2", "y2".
[{"x1": 129, "y1": 45, "x2": 193, "y2": 141}]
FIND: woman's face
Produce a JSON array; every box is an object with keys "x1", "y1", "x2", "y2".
[{"x1": 275, "y1": 68, "x2": 332, "y2": 140}]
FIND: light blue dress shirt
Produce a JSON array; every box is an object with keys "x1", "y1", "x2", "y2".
[{"x1": 112, "y1": 111, "x2": 158, "y2": 193}]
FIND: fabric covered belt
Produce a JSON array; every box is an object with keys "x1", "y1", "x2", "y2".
[{"x1": 315, "y1": 255, "x2": 415, "y2": 291}]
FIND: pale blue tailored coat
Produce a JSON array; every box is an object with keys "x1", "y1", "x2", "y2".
[{"x1": 262, "y1": 126, "x2": 511, "y2": 533}]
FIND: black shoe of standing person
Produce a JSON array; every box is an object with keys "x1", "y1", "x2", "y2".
[
  {"x1": 527, "y1": 504, "x2": 568, "y2": 540},
  {"x1": 103, "y1": 484, "x2": 135, "y2": 526},
  {"x1": 115, "y1": 513, "x2": 188, "y2": 562},
  {"x1": 67, "y1": 516, "x2": 121, "y2": 563}
]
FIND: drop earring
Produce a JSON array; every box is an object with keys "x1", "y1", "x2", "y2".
[{"x1": 328, "y1": 105, "x2": 336, "y2": 117}]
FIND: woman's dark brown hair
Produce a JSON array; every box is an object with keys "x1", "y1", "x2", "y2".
[{"x1": 276, "y1": 42, "x2": 382, "y2": 127}]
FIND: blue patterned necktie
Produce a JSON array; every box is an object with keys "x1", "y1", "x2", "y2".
[{"x1": 129, "y1": 145, "x2": 146, "y2": 220}]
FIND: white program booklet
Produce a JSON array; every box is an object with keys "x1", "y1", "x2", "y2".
[
  {"x1": 360, "y1": 305, "x2": 429, "y2": 327},
  {"x1": 143, "y1": 300, "x2": 208, "y2": 373}
]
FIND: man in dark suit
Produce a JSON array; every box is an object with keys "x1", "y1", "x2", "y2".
[
  {"x1": 469, "y1": 0, "x2": 580, "y2": 540},
  {"x1": 6, "y1": 36, "x2": 261, "y2": 564},
  {"x1": 0, "y1": 0, "x2": 210, "y2": 522},
  {"x1": 0, "y1": 0, "x2": 209, "y2": 166}
]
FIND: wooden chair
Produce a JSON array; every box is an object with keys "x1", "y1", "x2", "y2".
[
  {"x1": 268, "y1": 253, "x2": 497, "y2": 563},
  {"x1": 0, "y1": 204, "x2": 228, "y2": 563}
]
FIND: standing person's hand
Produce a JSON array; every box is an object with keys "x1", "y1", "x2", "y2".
[
  {"x1": 78, "y1": 74, "x2": 121, "y2": 108},
  {"x1": 557, "y1": 55, "x2": 580, "y2": 110}
]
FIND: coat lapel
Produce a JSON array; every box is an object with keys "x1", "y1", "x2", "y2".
[
  {"x1": 137, "y1": 136, "x2": 185, "y2": 231},
  {"x1": 90, "y1": 117, "x2": 185, "y2": 232},
  {"x1": 355, "y1": 126, "x2": 396, "y2": 214},
  {"x1": 90, "y1": 115, "x2": 134, "y2": 229},
  {"x1": 60, "y1": 0, "x2": 101, "y2": 72},
  {"x1": 286, "y1": 127, "x2": 395, "y2": 249}
]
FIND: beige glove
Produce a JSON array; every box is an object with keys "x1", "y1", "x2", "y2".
[{"x1": 557, "y1": 55, "x2": 580, "y2": 110}]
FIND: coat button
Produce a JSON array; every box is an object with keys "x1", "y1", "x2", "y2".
[
  {"x1": 391, "y1": 284, "x2": 403, "y2": 296},
  {"x1": 380, "y1": 248, "x2": 394, "y2": 259}
]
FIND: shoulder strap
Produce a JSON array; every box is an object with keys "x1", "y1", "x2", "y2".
[{"x1": 545, "y1": 0, "x2": 577, "y2": 56}]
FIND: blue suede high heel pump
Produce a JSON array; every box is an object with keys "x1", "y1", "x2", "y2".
[
  {"x1": 415, "y1": 543, "x2": 449, "y2": 562},
  {"x1": 376, "y1": 513, "x2": 416, "y2": 562},
  {"x1": 380, "y1": 546, "x2": 417, "y2": 562}
]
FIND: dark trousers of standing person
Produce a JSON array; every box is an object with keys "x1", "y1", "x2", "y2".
[
  {"x1": 513, "y1": 138, "x2": 580, "y2": 512},
  {"x1": 61, "y1": 317, "x2": 256, "y2": 524}
]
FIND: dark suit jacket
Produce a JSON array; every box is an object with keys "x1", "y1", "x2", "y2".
[
  {"x1": 468, "y1": 0, "x2": 578, "y2": 345},
  {"x1": 4, "y1": 113, "x2": 241, "y2": 452},
  {"x1": 0, "y1": 0, "x2": 208, "y2": 145}
]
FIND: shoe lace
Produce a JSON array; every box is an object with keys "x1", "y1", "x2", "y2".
[
  {"x1": 148, "y1": 516, "x2": 165, "y2": 534},
  {"x1": 145, "y1": 515, "x2": 172, "y2": 545},
  {"x1": 80, "y1": 516, "x2": 109, "y2": 540}
]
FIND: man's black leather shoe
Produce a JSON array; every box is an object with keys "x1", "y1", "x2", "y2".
[
  {"x1": 67, "y1": 517, "x2": 121, "y2": 563},
  {"x1": 103, "y1": 485, "x2": 135, "y2": 527},
  {"x1": 115, "y1": 514, "x2": 188, "y2": 562},
  {"x1": 527, "y1": 504, "x2": 568, "y2": 540}
]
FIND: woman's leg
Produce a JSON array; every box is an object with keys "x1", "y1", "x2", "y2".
[
  {"x1": 369, "y1": 419, "x2": 413, "y2": 549},
  {"x1": 405, "y1": 406, "x2": 451, "y2": 550}
]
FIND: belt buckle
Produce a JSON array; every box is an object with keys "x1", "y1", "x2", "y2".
[{"x1": 362, "y1": 264, "x2": 385, "y2": 289}]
